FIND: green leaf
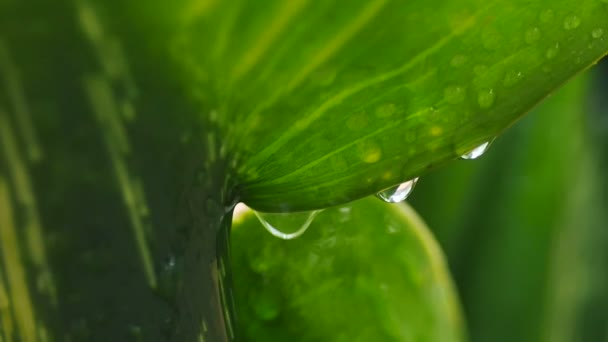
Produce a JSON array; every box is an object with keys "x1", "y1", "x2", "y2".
[
  {"x1": 176, "y1": 0, "x2": 608, "y2": 211},
  {"x1": 230, "y1": 197, "x2": 465, "y2": 342}
]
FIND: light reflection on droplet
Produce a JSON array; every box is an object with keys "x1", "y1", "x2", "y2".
[
  {"x1": 254, "y1": 210, "x2": 321, "y2": 240},
  {"x1": 460, "y1": 141, "x2": 492, "y2": 160},
  {"x1": 376, "y1": 178, "x2": 419, "y2": 203}
]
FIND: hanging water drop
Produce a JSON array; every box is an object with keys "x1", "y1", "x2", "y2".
[
  {"x1": 460, "y1": 141, "x2": 492, "y2": 160},
  {"x1": 376, "y1": 178, "x2": 419, "y2": 203},
  {"x1": 254, "y1": 210, "x2": 321, "y2": 240}
]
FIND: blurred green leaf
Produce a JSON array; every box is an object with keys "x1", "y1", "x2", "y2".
[
  {"x1": 231, "y1": 197, "x2": 465, "y2": 342},
  {"x1": 174, "y1": 0, "x2": 608, "y2": 211}
]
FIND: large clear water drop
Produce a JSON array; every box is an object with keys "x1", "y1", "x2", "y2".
[
  {"x1": 460, "y1": 141, "x2": 492, "y2": 160},
  {"x1": 254, "y1": 210, "x2": 321, "y2": 240},
  {"x1": 376, "y1": 178, "x2": 419, "y2": 203}
]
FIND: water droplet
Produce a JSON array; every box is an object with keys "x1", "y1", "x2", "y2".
[
  {"x1": 375, "y1": 103, "x2": 397, "y2": 118},
  {"x1": 525, "y1": 27, "x2": 541, "y2": 44},
  {"x1": 357, "y1": 140, "x2": 382, "y2": 163},
  {"x1": 376, "y1": 178, "x2": 419, "y2": 203},
  {"x1": 592, "y1": 28, "x2": 604, "y2": 39},
  {"x1": 450, "y1": 54, "x2": 467, "y2": 67},
  {"x1": 477, "y1": 89, "x2": 495, "y2": 109},
  {"x1": 546, "y1": 42, "x2": 560, "y2": 59},
  {"x1": 503, "y1": 71, "x2": 524, "y2": 87},
  {"x1": 254, "y1": 210, "x2": 321, "y2": 240},
  {"x1": 444, "y1": 85, "x2": 466, "y2": 104},
  {"x1": 564, "y1": 14, "x2": 581, "y2": 30},
  {"x1": 460, "y1": 141, "x2": 492, "y2": 160}
]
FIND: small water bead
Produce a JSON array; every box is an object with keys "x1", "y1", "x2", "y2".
[
  {"x1": 444, "y1": 85, "x2": 466, "y2": 104},
  {"x1": 592, "y1": 28, "x2": 604, "y2": 39},
  {"x1": 525, "y1": 27, "x2": 541, "y2": 44},
  {"x1": 254, "y1": 209, "x2": 321, "y2": 240},
  {"x1": 460, "y1": 141, "x2": 492, "y2": 160},
  {"x1": 546, "y1": 42, "x2": 560, "y2": 59},
  {"x1": 539, "y1": 9, "x2": 554, "y2": 23},
  {"x1": 376, "y1": 178, "x2": 419, "y2": 203},
  {"x1": 477, "y1": 88, "x2": 495, "y2": 109},
  {"x1": 503, "y1": 71, "x2": 524, "y2": 87},
  {"x1": 563, "y1": 15, "x2": 581, "y2": 30}
]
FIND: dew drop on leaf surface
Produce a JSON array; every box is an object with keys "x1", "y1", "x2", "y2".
[
  {"x1": 591, "y1": 28, "x2": 604, "y2": 39},
  {"x1": 503, "y1": 71, "x2": 524, "y2": 87},
  {"x1": 563, "y1": 14, "x2": 581, "y2": 30},
  {"x1": 376, "y1": 178, "x2": 419, "y2": 203},
  {"x1": 477, "y1": 88, "x2": 496, "y2": 109},
  {"x1": 444, "y1": 85, "x2": 466, "y2": 104}
]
